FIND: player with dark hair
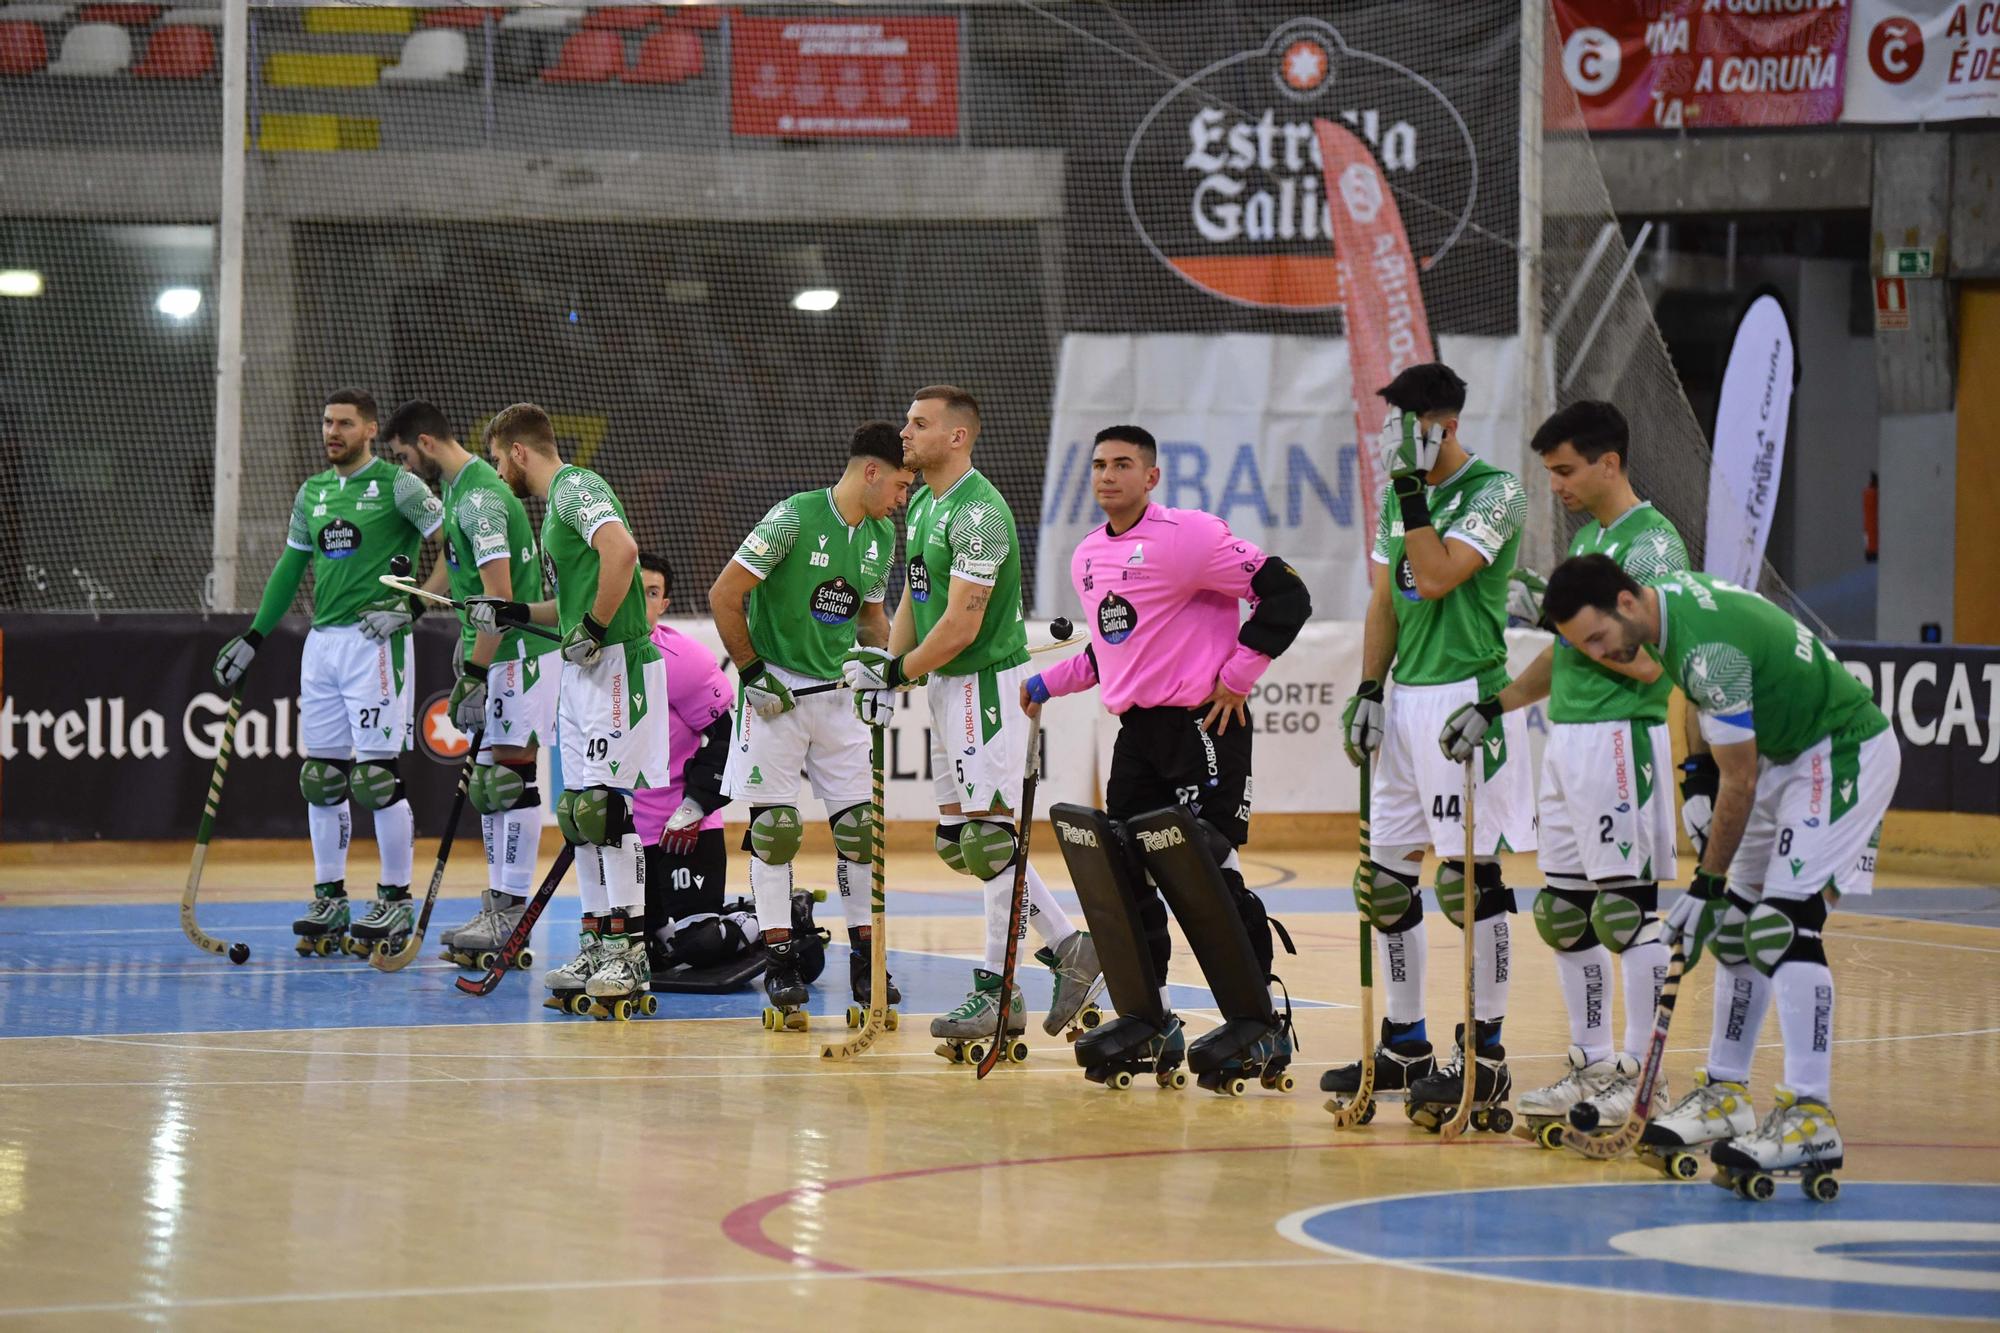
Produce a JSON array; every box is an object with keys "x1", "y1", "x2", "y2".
[
  {"x1": 211, "y1": 388, "x2": 443, "y2": 958},
  {"x1": 710, "y1": 421, "x2": 912, "y2": 1026},
  {"x1": 1542, "y1": 555, "x2": 1896, "y2": 1193},
  {"x1": 1326, "y1": 361, "x2": 1536, "y2": 1126},
  {"x1": 1437, "y1": 400, "x2": 1689, "y2": 1142},
  {"x1": 379, "y1": 400, "x2": 561, "y2": 967},
  {"x1": 1029, "y1": 422, "x2": 1312, "y2": 1089}
]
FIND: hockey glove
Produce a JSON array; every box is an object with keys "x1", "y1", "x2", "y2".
[
  {"x1": 1438, "y1": 695, "x2": 1503, "y2": 763},
  {"x1": 853, "y1": 688, "x2": 896, "y2": 729},
  {"x1": 657, "y1": 798, "x2": 707, "y2": 855},
  {"x1": 1507, "y1": 568, "x2": 1549, "y2": 630},
  {"x1": 1340, "y1": 679, "x2": 1386, "y2": 767},
  {"x1": 560, "y1": 614, "x2": 607, "y2": 668},
  {"x1": 840, "y1": 644, "x2": 905, "y2": 693},
  {"x1": 358, "y1": 594, "x2": 419, "y2": 643},
  {"x1": 213, "y1": 630, "x2": 261, "y2": 690},
  {"x1": 739, "y1": 659, "x2": 797, "y2": 719},
  {"x1": 449, "y1": 661, "x2": 488, "y2": 731},
  {"x1": 1665, "y1": 869, "x2": 1729, "y2": 967},
  {"x1": 1679, "y1": 753, "x2": 1720, "y2": 858},
  {"x1": 464, "y1": 596, "x2": 531, "y2": 638},
  {"x1": 1377, "y1": 408, "x2": 1445, "y2": 482}
]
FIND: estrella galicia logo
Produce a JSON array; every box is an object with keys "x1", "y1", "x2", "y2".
[
  {"x1": 317, "y1": 517, "x2": 361, "y2": 560},
  {"x1": 1096, "y1": 592, "x2": 1139, "y2": 644},
  {"x1": 1395, "y1": 555, "x2": 1420, "y2": 602},
  {"x1": 907, "y1": 557, "x2": 932, "y2": 604},
  {"x1": 810, "y1": 576, "x2": 860, "y2": 625}
]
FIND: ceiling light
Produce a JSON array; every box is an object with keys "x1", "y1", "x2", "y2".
[
  {"x1": 0, "y1": 270, "x2": 44, "y2": 299},
  {"x1": 156, "y1": 287, "x2": 202, "y2": 320},
  {"x1": 791, "y1": 288, "x2": 839, "y2": 313}
]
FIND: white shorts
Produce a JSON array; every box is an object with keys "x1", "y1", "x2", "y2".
[
  {"x1": 1735, "y1": 727, "x2": 1899, "y2": 901},
  {"x1": 1536, "y1": 720, "x2": 1678, "y2": 887},
  {"x1": 300, "y1": 624, "x2": 415, "y2": 758},
  {"x1": 480, "y1": 651, "x2": 560, "y2": 755},
  {"x1": 557, "y1": 640, "x2": 670, "y2": 792},
  {"x1": 927, "y1": 660, "x2": 1034, "y2": 815},
  {"x1": 721, "y1": 663, "x2": 871, "y2": 810},
  {"x1": 1371, "y1": 678, "x2": 1538, "y2": 857}
]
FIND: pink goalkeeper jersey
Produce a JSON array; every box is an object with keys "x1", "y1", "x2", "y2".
[
  {"x1": 632, "y1": 623, "x2": 734, "y2": 842},
  {"x1": 1038, "y1": 503, "x2": 1274, "y2": 713}
]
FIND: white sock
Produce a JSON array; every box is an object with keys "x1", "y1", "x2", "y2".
[
  {"x1": 499, "y1": 804, "x2": 541, "y2": 895},
  {"x1": 1554, "y1": 944, "x2": 1614, "y2": 1062},
  {"x1": 1706, "y1": 960, "x2": 1771, "y2": 1085},
  {"x1": 1774, "y1": 961, "x2": 1835, "y2": 1103},
  {"x1": 750, "y1": 857, "x2": 793, "y2": 936},
  {"x1": 1472, "y1": 914, "x2": 1510, "y2": 1025},
  {"x1": 601, "y1": 834, "x2": 643, "y2": 914},
  {"x1": 1620, "y1": 937, "x2": 1670, "y2": 1062},
  {"x1": 372, "y1": 798, "x2": 414, "y2": 887},
  {"x1": 481, "y1": 813, "x2": 503, "y2": 891},
  {"x1": 1023, "y1": 861, "x2": 1074, "y2": 944},
  {"x1": 980, "y1": 868, "x2": 1018, "y2": 972},
  {"x1": 307, "y1": 802, "x2": 351, "y2": 884},
  {"x1": 576, "y1": 843, "x2": 609, "y2": 917},
  {"x1": 1378, "y1": 921, "x2": 1428, "y2": 1025},
  {"x1": 835, "y1": 856, "x2": 872, "y2": 929}
]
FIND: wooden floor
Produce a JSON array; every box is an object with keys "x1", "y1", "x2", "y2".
[{"x1": 1, "y1": 838, "x2": 1997, "y2": 1330}]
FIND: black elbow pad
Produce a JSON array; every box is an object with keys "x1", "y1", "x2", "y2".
[{"x1": 1240, "y1": 557, "x2": 1311, "y2": 658}]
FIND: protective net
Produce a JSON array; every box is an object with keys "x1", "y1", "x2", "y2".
[{"x1": 0, "y1": 0, "x2": 1810, "y2": 625}]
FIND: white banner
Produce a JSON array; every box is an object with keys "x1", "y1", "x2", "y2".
[
  {"x1": 1035, "y1": 333, "x2": 1523, "y2": 624},
  {"x1": 1844, "y1": 1, "x2": 2000, "y2": 124},
  {"x1": 1706, "y1": 290, "x2": 1798, "y2": 590}
]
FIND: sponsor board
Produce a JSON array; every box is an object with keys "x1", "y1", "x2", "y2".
[
  {"x1": 1836, "y1": 642, "x2": 2000, "y2": 814},
  {"x1": 730, "y1": 16, "x2": 958, "y2": 138},
  {"x1": 1706, "y1": 289, "x2": 1798, "y2": 591},
  {"x1": 1844, "y1": 0, "x2": 2000, "y2": 124}
]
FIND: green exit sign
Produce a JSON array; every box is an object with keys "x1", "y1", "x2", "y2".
[{"x1": 1884, "y1": 248, "x2": 1934, "y2": 277}]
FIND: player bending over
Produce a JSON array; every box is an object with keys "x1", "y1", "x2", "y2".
[
  {"x1": 1436, "y1": 402, "x2": 1687, "y2": 1141},
  {"x1": 1543, "y1": 556, "x2": 1896, "y2": 1192},
  {"x1": 379, "y1": 400, "x2": 562, "y2": 967},
  {"x1": 1327, "y1": 362, "x2": 1536, "y2": 1125},
  {"x1": 842, "y1": 385, "x2": 1103, "y2": 1055},
  {"x1": 468, "y1": 404, "x2": 669, "y2": 1017},
  {"x1": 213, "y1": 388, "x2": 442, "y2": 958}
]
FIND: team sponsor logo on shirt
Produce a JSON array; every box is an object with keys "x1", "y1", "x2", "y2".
[
  {"x1": 1097, "y1": 592, "x2": 1138, "y2": 644},
  {"x1": 317, "y1": 517, "x2": 361, "y2": 560},
  {"x1": 907, "y1": 557, "x2": 932, "y2": 603},
  {"x1": 1394, "y1": 554, "x2": 1420, "y2": 601},
  {"x1": 810, "y1": 576, "x2": 860, "y2": 625}
]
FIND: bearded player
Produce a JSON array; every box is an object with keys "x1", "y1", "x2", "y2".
[{"x1": 212, "y1": 388, "x2": 443, "y2": 958}]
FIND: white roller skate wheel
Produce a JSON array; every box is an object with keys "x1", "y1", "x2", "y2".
[
  {"x1": 1159, "y1": 1068, "x2": 1187, "y2": 1090},
  {"x1": 1668, "y1": 1152, "x2": 1701, "y2": 1181},
  {"x1": 964, "y1": 1041, "x2": 988, "y2": 1066},
  {"x1": 1079, "y1": 1007, "x2": 1101, "y2": 1030},
  {"x1": 1109, "y1": 1070, "x2": 1133, "y2": 1091},
  {"x1": 1224, "y1": 1077, "x2": 1247, "y2": 1098},
  {"x1": 1007, "y1": 1038, "x2": 1029, "y2": 1064},
  {"x1": 1805, "y1": 1172, "x2": 1840, "y2": 1202},
  {"x1": 639, "y1": 994, "x2": 659, "y2": 1017},
  {"x1": 846, "y1": 1006, "x2": 863, "y2": 1029},
  {"x1": 1745, "y1": 1173, "x2": 1775, "y2": 1202}
]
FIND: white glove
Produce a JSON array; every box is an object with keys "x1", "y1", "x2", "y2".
[
  {"x1": 840, "y1": 645, "x2": 896, "y2": 693},
  {"x1": 739, "y1": 660, "x2": 796, "y2": 719},
  {"x1": 657, "y1": 798, "x2": 706, "y2": 855},
  {"x1": 449, "y1": 668, "x2": 488, "y2": 731},
  {"x1": 464, "y1": 596, "x2": 530, "y2": 637},
  {"x1": 1340, "y1": 681, "x2": 1385, "y2": 767},
  {"x1": 358, "y1": 599, "x2": 415, "y2": 642},
  {"x1": 1678, "y1": 755, "x2": 1719, "y2": 858},
  {"x1": 1438, "y1": 697, "x2": 1502, "y2": 763},
  {"x1": 854, "y1": 688, "x2": 896, "y2": 729},
  {"x1": 560, "y1": 615, "x2": 606, "y2": 668},
  {"x1": 213, "y1": 631, "x2": 259, "y2": 689},
  {"x1": 1377, "y1": 407, "x2": 1445, "y2": 482}
]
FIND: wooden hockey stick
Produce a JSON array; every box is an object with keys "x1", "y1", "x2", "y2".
[
  {"x1": 1564, "y1": 926, "x2": 1688, "y2": 1160},
  {"x1": 371, "y1": 729, "x2": 482, "y2": 973},
  {"x1": 978, "y1": 714, "x2": 1043, "y2": 1079},
  {"x1": 1325, "y1": 754, "x2": 1376, "y2": 1127},
  {"x1": 821, "y1": 726, "x2": 894, "y2": 1060},
  {"x1": 1437, "y1": 757, "x2": 1479, "y2": 1143},
  {"x1": 376, "y1": 574, "x2": 561, "y2": 642},
  {"x1": 181, "y1": 685, "x2": 252, "y2": 964},
  {"x1": 454, "y1": 843, "x2": 575, "y2": 996}
]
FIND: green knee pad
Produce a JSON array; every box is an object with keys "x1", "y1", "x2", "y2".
[
  {"x1": 1590, "y1": 890, "x2": 1650, "y2": 953},
  {"x1": 829, "y1": 803, "x2": 874, "y2": 863},
  {"x1": 1709, "y1": 896, "x2": 1753, "y2": 968},
  {"x1": 298, "y1": 758, "x2": 349, "y2": 807},
  {"x1": 468, "y1": 764, "x2": 526, "y2": 816},
  {"x1": 565, "y1": 787, "x2": 625, "y2": 846},
  {"x1": 1744, "y1": 895, "x2": 1827, "y2": 975},
  {"x1": 349, "y1": 761, "x2": 400, "y2": 812},
  {"x1": 1355, "y1": 863, "x2": 1413, "y2": 931},
  {"x1": 1532, "y1": 890, "x2": 1593, "y2": 951},
  {"x1": 1435, "y1": 861, "x2": 1470, "y2": 929},
  {"x1": 958, "y1": 820, "x2": 1017, "y2": 879},
  {"x1": 554, "y1": 789, "x2": 583, "y2": 844},
  {"x1": 749, "y1": 806, "x2": 803, "y2": 864},
  {"x1": 935, "y1": 823, "x2": 972, "y2": 876}
]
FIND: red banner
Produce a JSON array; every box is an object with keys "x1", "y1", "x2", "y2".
[
  {"x1": 1551, "y1": 1, "x2": 1849, "y2": 131},
  {"x1": 730, "y1": 16, "x2": 959, "y2": 139},
  {"x1": 1314, "y1": 118, "x2": 1434, "y2": 517}
]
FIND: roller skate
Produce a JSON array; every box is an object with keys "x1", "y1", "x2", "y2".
[
  {"x1": 1188, "y1": 1011, "x2": 1296, "y2": 1097},
  {"x1": 1319, "y1": 1018, "x2": 1435, "y2": 1118},
  {"x1": 1038, "y1": 930, "x2": 1106, "y2": 1039},
  {"x1": 440, "y1": 891, "x2": 532, "y2": 971},
  {"x1": 1407, "y1": 1021, "x2": 1513, "y2": 1133},
  {"x1": 346, "y1": 886, "x2": 413, "y2": 959},
  {"x1": 932, "y1": 969, "x2": 1028, "y2": 1066},
  {"x1": 844, "y1": 928, "x2": 900, "y2": 1031},
  {"x1": 760, "y1": 938, "x2": 811, "y2": 1032},
  {"x1": 1635, "y1": 1067, "x2": 1756, "y2": 1181},
  {"x1": 543, "y1": 921, "x2": 608, "y2": 1016},
  {"x1": 1568, "y1": 1056, "x2": 1668, "y2": 1138},
  {"x1": 583, "y1": 932, "x2": 658, "y2": 1022},
  {"x1": 1515, "y1": 1046, "x2": 1627, "y2": 1150},
  {"x1": 1077, "y1": 1012, "x2": 1188, "y2": 1091},
  {"x1": 1710, "y1": 1085, "x2": 1842, "y2": 1202},
  {"x1": 292, "y1": 883, "x2": 350, "y2": 958}
]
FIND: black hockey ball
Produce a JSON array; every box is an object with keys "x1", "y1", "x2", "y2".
[
  {"x1": 228, "y1": 943, "x2": 251, "y2": 965},
  {"x1": 1050, "y1": 617, "x2": 1074, "y2": 641},
  {"x1": 388, "y1": 554, "x2": 413, "y2": 579}
]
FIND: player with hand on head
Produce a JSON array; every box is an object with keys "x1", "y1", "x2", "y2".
[
  {"x1": 710, "y1": 422, "x2": 911, "y2": 1028},
  {"x1": 379, "y1": 400, "x2": 561, "y2": 969},
  {"x1": 1436, "y1": 402, "x2": 1688, "y2": 1144},
  {"x1": 1327, "y1": 362, "x2": 1536, "y2": 1127},
  {"x1": 211, "y1": 388, "x2": 443, "y2": 958},
  {"x1": 1027, "y1": 425, "x2": 1310, "y2": 1088},
  {"x1": 844, "y1": 385, "x2": 1101, "y2": 1061},
  {"x1": 471, "y1": 404, "x2": 669, "y2": 1018},
  {"x1": 1543, "y1": 557, "x2": 1896, "y2": 1198}
]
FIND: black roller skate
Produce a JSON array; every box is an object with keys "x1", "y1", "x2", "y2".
[
  {"x1": 1077, "y1": 1012, "x2": 1188, "y2": 1091},
  {"x1": 845, "y1": 927, "x2": 900, "y2": 1031},
  {"x1": 346, "y1": 886, "x2": 413, "y2": 959},
  {"x1": 1319, "y1": 1018, "x2": 1435, "y2": 1118},
  {"x1": 1407, "y1": 1021, "x2": 1514, "y2": 1134},
  {"x1": 761, "y1": 938, "x2": 811, "y2": 1032},
  {"x1": 293, "y1": 883, "x2": 350, "y2": 958},
  {"x1": 1188, "y1": 1012, "x2": 1296, "y2": 1097}
]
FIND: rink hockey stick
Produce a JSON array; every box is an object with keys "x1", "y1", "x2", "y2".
[
  {"x1": 1564, "y1": 926, "x2": 1688, "y2": 1161},
  {"x1": 454, "y1": 842, "x2": 575, "y2": 996},
  {"x1": 376, "y1": 575, "x2": 562, "y2": 642},
  {"x1": 180, "y1": 685, "x2": 253, "y2": 965},
  {"x1": 371, "y1": 728, "x2": 482, "y2": 973},
  {"x1": 821, "y1": 726, "x2": 892, "y2": 1061},
  {"x1": 978, "y1": 713, "x2": 1043, "y2": 1079},
  {"x1": 1325, "y1": 755, "x2": 1375, "y2": 1127},
  {"x1": 1437, "y1": 757, "x2": 1478, "y2": 1144}
]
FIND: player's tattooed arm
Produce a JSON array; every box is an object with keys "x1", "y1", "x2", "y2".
[{"x1": 900, "y1": 575, "x2": 990, "y2": 679}]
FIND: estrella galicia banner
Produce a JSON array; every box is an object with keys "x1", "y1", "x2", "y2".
[{"x1": 1835, "y1": 642, "x2": 2000, "y2": 815}]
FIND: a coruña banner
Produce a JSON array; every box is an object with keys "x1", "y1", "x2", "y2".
[
  {"x1": 1843, "y1": 0, "x2": 2000, "y2": 124},
  {"x1": 1705, "y1": 289, "x2": 1798, "y2": 590},
  {"x1": 1035, "y1": 332, "x2": 1523, "y2": 625}
]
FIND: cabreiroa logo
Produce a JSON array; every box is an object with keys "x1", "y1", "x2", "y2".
[{"x1": 1121, "y1": 16, "x2": 1478, "y2": 312}]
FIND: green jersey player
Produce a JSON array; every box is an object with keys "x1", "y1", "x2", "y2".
[
  {"x1": 211, "y1": 387, "x2": 443, "y2": 957},
  {"x1": 469, "y1": 403, "x2": 667, "y2": 1018},
  {"x1": 1440, "y1": 401, "x2": 1691, "y2": 1139},
  {"x1": 1327, "y1": 362, "x2": 1535, "y2": 1121},
  {"x1": 1545, "y1": 557, "x2": 1897, "y2": 1193},
  {"x1": 707, "y1": 421, "x2": 911, "y2": 1025},
  {"x1": 381, "y1": 400, "x2": 561, "y2": 966},
  {"x1": 839, "y1": 384, "x2": 1099, "y2": 1055}
]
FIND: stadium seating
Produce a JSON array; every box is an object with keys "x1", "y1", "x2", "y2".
[
  {"x1": 380, "y1": 26, "x2": 466, "y2": 83},
  {"x1": 46, "y1": 20, "x2": 129, "y2": 74},
  {"x1": 75, "y1": 3, "x2": 159, "y2": 24},
  {"x1": 419, "y1": 7, "x2": 496, "y2": 29},
  {"x1": 539, "y1": 25, "x2": 616, "y2": 82},
  {"x1": 625, "y1": 23, "x2": 698, "y2": 84},
  {"x1": 131, "y1": 20, "x2": 211, "y2": 77},
  {"x1": 582, "y1": 6, "x2": 655, "y2": 30},
  {"x1": 0, "y1": 5, "x2": 72, "y2": 21},
  {"x1": 497, "y1": 6, "x2": 579, "y2": 31},
  {"x1": 0, "y1": 18, "x2": 47, "y2": 73},
  {"x1": 672, "y1": 7, "x2": 720, "y2": 29},
  {"x1": 157, "y1": 7, "x2": 221, "y2": 25}
]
